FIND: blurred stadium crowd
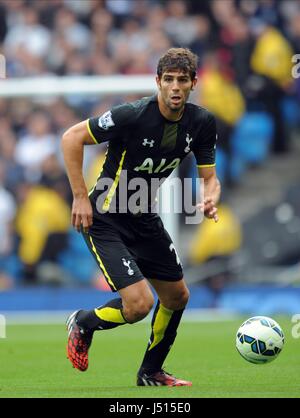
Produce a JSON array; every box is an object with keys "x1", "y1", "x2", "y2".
[{"x1": 0, "y1": 0, "x2": 300, "y2": 289}]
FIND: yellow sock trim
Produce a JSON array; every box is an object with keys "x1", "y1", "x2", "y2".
[
  {"x1": 148, "y1": 304, "x2": 173, "y2": 351},
  {"x1": 94, "y1": 307, "x2": 126, "y2": 324}
]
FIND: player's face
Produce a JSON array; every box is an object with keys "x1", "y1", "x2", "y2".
[{"x1": 156, "y1": 70, "x2": 197, "y2": 120}]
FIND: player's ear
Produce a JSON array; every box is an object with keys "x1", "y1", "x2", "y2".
[
  {"x1": 191, "y1": 77, "x2": 198, "y2": 91},
  {"x1": 156, "y1": 75, "x2": 162, "y2": 90}
]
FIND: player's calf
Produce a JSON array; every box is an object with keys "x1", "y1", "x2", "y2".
[{"x1": 120, "y1": 281, "x2": 155, "y2": 323}]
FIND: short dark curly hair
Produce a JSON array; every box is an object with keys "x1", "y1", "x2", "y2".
[{"x1": 157, "y1": 48, "x2": 198, "y2": 80}]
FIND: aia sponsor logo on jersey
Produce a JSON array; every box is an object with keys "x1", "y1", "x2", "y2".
[{"x1": 134, "y1": 158, "x2": 180, "y2": 174}]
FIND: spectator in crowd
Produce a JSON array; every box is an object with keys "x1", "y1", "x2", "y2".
[
  {"x1": 53, "y1": 6, "x2": 91, "y2": 52},
  {"x1": 288, "y1": 12, "x2": 300, "y2": 53},
  {"x1": 15, "y1": 157, "x2": 71, "y2": 284},
  {"x1": 199, "y1": 49, "x2": 246, "y2": 184},
  {"x1": 14, "y1": 110, "x2": 58, "y2": 182},
  {"x1": 250, "y1": 20, "x2": 294, "y2": 153},
  {"x1": 227, "y1": 14, "x2": 255, "y2": 95},
  {"x1": 0, "y1": 129, "x2": 25, "y2": 194},
  {"x1": 6, "y1": 7, "x2": 50, "y2": 57}
]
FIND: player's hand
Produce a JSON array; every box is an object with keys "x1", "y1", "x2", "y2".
[
  {"x1": 197, "y1": 197, "x2": 219, "y2": 223},
  {"x1": 71, "y1": 196, "x2": 93, "y2": 233}
]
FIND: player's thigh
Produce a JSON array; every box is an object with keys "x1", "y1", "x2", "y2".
[
  {"x1": 82, "y1": 227, "x2": 144, "y2": 292},
  {"x1": 134, "y1": 226, "x2": 183, "y2": 283},
  {"x1": 148, "y1": 278, "x2": 190, "y2": 310}
]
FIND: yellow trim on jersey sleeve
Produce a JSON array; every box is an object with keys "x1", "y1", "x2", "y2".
[
  {"x1": 94, "y1": 307, "x2": 126, "y2": 324},
  {"x1": 197, "y1": 163, "x2": 216, "y2": 168},
  {"x1": 102, "y1": 150, "x2": 127, "y2": 211},
  {"x1": 89, "y1": 236, "x2": 117, "y2": 291},
  {"x1": 86, "y1": 119, "x2": 99, "y2": 144},
  {"x1": 148, "y1": 304, "x2": 173, "y2": 351}
]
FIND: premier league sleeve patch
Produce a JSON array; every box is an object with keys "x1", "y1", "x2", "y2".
[{"x1": 98, "y1": 111, "x2": 115, "y2": 131}]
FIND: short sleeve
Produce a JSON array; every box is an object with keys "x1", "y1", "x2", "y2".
[
  {"x1": 87, "y1": 103, "x2": 136, "y2": 144},
  {"x1": 192, "y1": 112, "x2": 217, "y2": 167}
]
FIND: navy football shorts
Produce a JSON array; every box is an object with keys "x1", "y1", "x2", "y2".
[{"x1": 82, "y1": 212, "x2": 183, "y2": 292}]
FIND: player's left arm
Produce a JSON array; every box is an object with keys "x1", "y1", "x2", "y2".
[
  {"x1": 193, "y1": 111, "x2": 221, "y2": 222},
  {"x1": 197, "y1": 165, "x2": 221, "y2": 223}
]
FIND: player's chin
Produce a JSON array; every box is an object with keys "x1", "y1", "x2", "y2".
[{"x1": 169, "y1": 101, "x2": 184, "y2": 112}]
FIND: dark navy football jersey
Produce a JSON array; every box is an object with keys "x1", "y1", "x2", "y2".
[{"x1": 87, "y1": 95, "x2": 217, "y2": 214}]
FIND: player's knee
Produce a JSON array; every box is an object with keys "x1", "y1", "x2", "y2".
[
  {"x1": 176, "y1": 287, "x2": 190, "y2": 309},
  {"x1": 124, "y1": 295, "x2": 154, "y2": 323},
  {"x1": 182, "y1": 286, "x2": 190, "y2": 305},
  {"x1": 165, "y1": 286, "x2": 190, "y2": 310}
]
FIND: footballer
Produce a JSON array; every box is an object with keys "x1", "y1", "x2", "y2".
[{"x1": 62, "y1": 48, "x2": 221, "y2": 386}]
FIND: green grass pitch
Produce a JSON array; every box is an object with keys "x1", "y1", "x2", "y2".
[{"x1": 0, "y1": 318, "x2": 299, "y2": 398}]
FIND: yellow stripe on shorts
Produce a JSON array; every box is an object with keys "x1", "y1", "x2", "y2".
[{"x1": 89, "y1": 235, "x2": 117, "y2": 291}]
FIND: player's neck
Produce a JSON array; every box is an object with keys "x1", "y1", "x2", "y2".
[{"x1": 157, "y1": 96, "x2": 184, "y2": 122}]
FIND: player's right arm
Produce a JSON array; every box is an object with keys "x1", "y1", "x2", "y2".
[
  {"x1": 61, "y1": 120, "x2": 95, "y2": 232},
  {"x1": 62, "y1": 104, "x2": 136, "y2": 231}
]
